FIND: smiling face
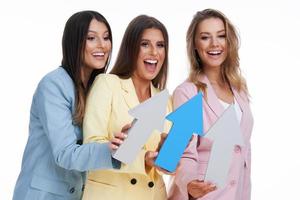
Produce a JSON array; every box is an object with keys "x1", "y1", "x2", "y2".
[
  {"x1": 133, "y1": 28, "x2": 166, "y2": 83},
  {"x1": 83, "y1": 19, "x2": 112, "y2": 72},
  {"x1": 195, "y1": 17, "x2": 227, "y2": 70}
]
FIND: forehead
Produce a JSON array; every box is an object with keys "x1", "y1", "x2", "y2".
[
  {"x1": 141, "y1": 28, "x2": 164, "y2": 41},
  {"x1": 88, "y1": 19, "x2": 108, "y2": 33},
  {"x1": 197, "y1": 17, "x2": 225, "y2": 33}
]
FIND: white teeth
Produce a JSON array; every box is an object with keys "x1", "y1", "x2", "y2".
[
  {"x1": 145, "y1": 59, "x2": 158, "y2": 64},
  {"x1": 93, "y1": 52, "x2": 104, "y2": 56},
  {"x1": 208, "y1": 50, "x2": 222, "y2": 55}
]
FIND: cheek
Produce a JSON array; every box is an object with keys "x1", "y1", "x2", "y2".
[
  {"x1": 105, "y1": 41, "x2": 112, "y2": 51},
  {"x1": 195, "y1": 44, "x2": 206, "y2": 56},
  {"x1": 83, "y1": 50, "x2": 90, "y2": 63},
  {"x1": 160, "y1": 51, "x2": 166, "y2": 62},
  {"x1": 85, "y1": 42, "x2": 93, "y2": 52}
]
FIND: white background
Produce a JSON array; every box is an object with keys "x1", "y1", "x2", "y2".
[{"x1": 1, "y1": 0, "x2": 300, "y2": 199}]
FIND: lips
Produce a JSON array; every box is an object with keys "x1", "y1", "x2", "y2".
[
  {"x1": 207, "y1": 50, "x2": 222, "y2": 56},
  {"x1": 92, "y1": 52, "x2": 104, "y2": 56},
  {"x1": 92, "y1": 52, "x2": 105, "y2": 60},
  {"x1": 144, "y1": 59, "x2": 158, "y2": 73}
]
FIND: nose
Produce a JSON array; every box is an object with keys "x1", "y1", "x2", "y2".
[
  {"x1": 150, "y1": 46, "x2": 158, "y2": 56},
  {"x1": 211, "y1": 37, "x2": 219, "y2": 47},
  {"x1": 97, "y1": 38, "x2": 104, "y2": 48}
]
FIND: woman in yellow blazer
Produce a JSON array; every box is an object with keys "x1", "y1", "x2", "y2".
[{"x1": 82, "y1": 15, "x2": 171, "y2": 200}]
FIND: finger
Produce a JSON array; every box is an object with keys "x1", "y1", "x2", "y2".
[
  {"x1": 188, "y1": 180, "x2": 201, "y2": 187},
  {"x1": 111, "y1": 138, "x2": 123, "y2": 146},
  {"x1": 208, "y1": 184, "x2": 217, "y2": 191},
  {"x1": 155, "y1": 166, "x2": 175, "y2": 175},
  {"x1": 121, "y1": 123, "x2": 131, "y2": 132},
  {"x1": 161, "y1": 132, "x2": 167, "y2": 139},
  {"x1": 109, "y1": 143, "x2": 119, "y2": 150},
  {"x1": 190, "y1": 181, "x2": 211, "y2": 190},
  {"x1": 203, "y1": 184, "x2": 217, "y2": 194},
  {"x1": 114, "y1": 132, "x2": 127, "y2": 140},
  {"x1": 190, "y1": 180, "x2": 205, "y2": 187},
  {"x1": 148, "y1": 151, "x2": 158, "y2": 159}
]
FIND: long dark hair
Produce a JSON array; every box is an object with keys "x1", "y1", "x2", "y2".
[
  {"x1": 61, "y1": 10, "x2": 112, "y2": 125},
  {"x1": 110, "y1": 15, "x2": 168, "y2": 89}
]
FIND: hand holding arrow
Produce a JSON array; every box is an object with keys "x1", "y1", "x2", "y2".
[
  {"x1": 155, "y1": 93, "x2": 204, "y2": 172},
  {"x1": 112, "y1": 89, "x2": 169, "y2": 164}
]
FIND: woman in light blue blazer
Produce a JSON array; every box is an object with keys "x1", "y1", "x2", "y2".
[{"x1": 13, "y1": 10, "x2": 124, "y2": 200}]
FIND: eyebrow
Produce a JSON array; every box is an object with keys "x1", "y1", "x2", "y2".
[
  {"x1": 87, "y1": 30, "x2": 109, "y2": 34},
  {"x1": 141, "y1": 39, "x2": 165, "y2": 42},
  {"x1": 200, "y1": 30, "x2": 225, "y2": 34}
]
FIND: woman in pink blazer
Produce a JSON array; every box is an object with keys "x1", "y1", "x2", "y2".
[{"x1": 168, "y1": 9, "x2": 253, "y2": 200}]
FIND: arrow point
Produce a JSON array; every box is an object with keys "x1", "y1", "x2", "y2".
[
  {"x1": 128, "y1": 89, "x2": 169, "y2": 131},
  {"x1": 166, "y1": 92, "x2": 203, "y2": 135}
]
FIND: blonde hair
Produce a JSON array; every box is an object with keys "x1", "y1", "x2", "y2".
[{"x1": 187, "y1": 9, "x2": 248, "y2": 94}]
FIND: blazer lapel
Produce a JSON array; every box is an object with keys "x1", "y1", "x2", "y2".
[
  {"x1": 120, "y1": 78, "x2": 158, "y2": 109},
  {"x1": 232, "y1": 89, "x2": 248, "y2": 134},
  {"x1": 120, "y1": 78, "x2": 140, "y2": 109},
  {"x1": 200, "y1": 75, "x2": 224, "y2": 118}
]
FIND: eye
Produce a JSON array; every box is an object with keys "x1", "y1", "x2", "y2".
[
  {"x1": 141, "y1": 41, "x2": 149, "y2": 47},
  {"x1": 218, "y1": 34, "x2": 226, "y2": 38},
  {"x1": 104, "y1": 34, "x2": 110, "y2": 41},
  {"x1": 87, "y1": 36, "x2": 96, "y2": 41},
  {"x1": 200, "y1": 36, "x2": 209, "y2": 40},
  {"x1": 157, "y1": 42, "x2": 165, "y2": 48}
]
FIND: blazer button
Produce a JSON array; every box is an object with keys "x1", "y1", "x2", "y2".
[
  {"x1": 69, "y1": 187, "x2": 75, "y2": 193},
  {"x1": 230, "y1": 180, "x2": 236, "y2": 186},
  {"x1": 130, "y1": 178, "x2": 137, "y2": 185},
  {"x1": 148, "y1": 181, "x2": 154, "y2": 188},
  {"x1": 234, "y1": 146, "x2": 241, "y2": 153}
]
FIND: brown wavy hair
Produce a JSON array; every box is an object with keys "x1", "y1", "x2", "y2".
[
  {"x1": 110, "y1": 15, "x2": 168, "y2": 90},
  {"x1": 187, "y1": 9, "x2": 248, "y2": 94}
]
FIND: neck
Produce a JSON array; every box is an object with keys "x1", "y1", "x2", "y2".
[
  {"x1": 203, "y1": 66, "x2": 224, "y2": 86},
  {"x1": 132, "y1": 75, "x2": 151, "y2": 103},
  {"x1": 80, "y1": 67, "x2": 93, "y2": 88}
]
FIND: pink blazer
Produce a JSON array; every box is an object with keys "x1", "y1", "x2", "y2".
[{"x1": 168, "y1": 75, "x2": 253, "y2": 200}]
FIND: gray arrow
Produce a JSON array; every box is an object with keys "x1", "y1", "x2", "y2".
[
  {"x1": 112, "y1": 89, "x2": 169, "y2": 164},
  {"x1": 204, "y1": 104, "x2": 244, "y2": 188}
]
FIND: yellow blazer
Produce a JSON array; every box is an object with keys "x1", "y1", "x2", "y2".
[{"x1": 82, "y1": 74, "x2": 172, "y2": 200}]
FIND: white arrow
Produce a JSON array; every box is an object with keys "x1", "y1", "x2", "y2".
[
  {"x1": 204, "y1": 104, "x2": 244, "y2": 188},
  {"x1": 112, "y1": 89, "x2": 169, "y2": 164}
]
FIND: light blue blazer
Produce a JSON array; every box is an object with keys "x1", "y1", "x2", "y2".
[{"x1": 13, "y1": 67, "x2": 116, "y2": 200}]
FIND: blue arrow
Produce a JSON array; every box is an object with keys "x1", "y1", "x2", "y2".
[{"x1": 155, "y1": 92, "x2": 204, "y2": 172}]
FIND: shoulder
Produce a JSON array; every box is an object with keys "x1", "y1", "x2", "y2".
[
  {"x1": 89, "y1": 74, "x2": 122, "y2": 96},
  {"x1": 35, "y1": 67, "x2": 74, "y2": 100},
  {"x1": 239, "y1": 90, "x2": 250, "y2": 103},
  {"x1": 233, "y1": 87, "x2": 250, "y2": 103},
  {"x1": 94, "y1": 74, "x2": 119, "y2": 82},
  {"x1": 93, "y1": 74, "x2": 120, "y2": 87},
  {"x1": 173, "y1": 80, "x2": 198, "y2": 97},
  {"x1": 38, "y1": 67, "x2": 73, "y2": 90}
]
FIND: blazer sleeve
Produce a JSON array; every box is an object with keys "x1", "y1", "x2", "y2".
[
  {"x1": 36, "y1": 76, "x2": 114, "y2": 171},
  {"x1": 241, "y1": 91, "x2": 252, "y2": 200},
  {"x1": 172, "y1": 84, "x2": 200, "y2": 197}
]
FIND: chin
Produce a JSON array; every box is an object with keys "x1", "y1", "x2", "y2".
[
  {"x1": 94, "y1": 64, "x2": 106, "y2": 70},
  {"x1": 147, "y1": 73, "x2": 158, "y2": 81}
]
